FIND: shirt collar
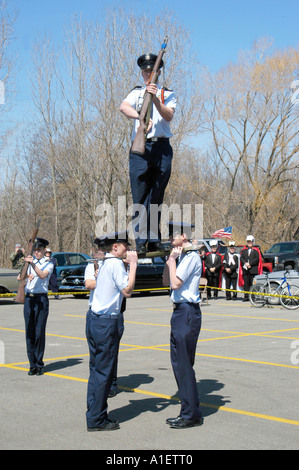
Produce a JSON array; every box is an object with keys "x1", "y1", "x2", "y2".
[{"x1": 34, "y1": 256, "x2": 47, "y2": 265}]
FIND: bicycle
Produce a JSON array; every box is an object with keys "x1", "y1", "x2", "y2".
[{"x1": 249, "y1": 269, "x2": 299, "y2": 310}]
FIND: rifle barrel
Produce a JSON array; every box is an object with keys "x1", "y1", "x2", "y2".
[{"x1": 14, "y1": 217, "x2": 41, "y2": 304}]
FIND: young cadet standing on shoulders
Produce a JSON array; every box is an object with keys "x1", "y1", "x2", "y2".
[
  {"x1": 86, "y1": 232, "x2": 137, "y2": 431},
  {"x1": 163, "y1": 223, "x2": 204, "y2": 429},
  {"x1": 120, "y1": 53, "x2": 176, "y2": 254},
  {"x1": 18, "y1": 237, "x2": 54, "y2": 376}
]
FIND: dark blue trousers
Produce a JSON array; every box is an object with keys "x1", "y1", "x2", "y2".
[
  {"x1": 23, "y1": 294, "x2": 49, "y2": 368},
  {"x1": 129, "y1": 139, "x2": 172, "y2": 244},
  {"x1": 85, "y1": 308, "x2": 124, "y2": 394},
  {"x1": 85, "y1": 312, "x2": 120, "y2": 428},
  {"x1": 170, "y1": 302, "x2": 202, "y2": 421}
]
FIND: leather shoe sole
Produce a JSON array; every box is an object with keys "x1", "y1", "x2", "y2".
[{"x1": 170, "y1": 417, "x2": 204, "y2": 429}]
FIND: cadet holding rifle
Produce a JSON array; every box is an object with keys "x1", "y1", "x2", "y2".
[
  {"x1": 120, "y1": 44, "x2": 176, "y2": 255},
  {"x1": 17, "y1": 237, "x2": 54, "y2": 376}
]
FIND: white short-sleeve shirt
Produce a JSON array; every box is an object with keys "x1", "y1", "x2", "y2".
[
  {"x1": 170, "y1": 251, "x2": 202, "y2": 304},
  {"x1": 124, "y1": 84, "x2": 176, "y2": 141},
  {"x1": 91, "y1": 254, "x2": 128, "y2": 316},
  {"x1": 25, "y1": 257, "x2": 54, "y2": 294}
]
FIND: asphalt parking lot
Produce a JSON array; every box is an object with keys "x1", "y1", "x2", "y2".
[{"x1": 1, "y1": 291, "x2": 299, "y2": 452}]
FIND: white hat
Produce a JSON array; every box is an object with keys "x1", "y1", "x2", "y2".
[
  {"x1": 229, "y1": 241, "x2": 236, "y2": 246},
  {"x1": 210, "y1": 240, "x2": 218, "y2": 246},
  {"x1": 246, "y1": 235, "x2": 254, "y2": 242}
]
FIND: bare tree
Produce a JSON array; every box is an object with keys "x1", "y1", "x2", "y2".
[
  {"x1": 201, "y1": 40, "x2": 299, "y2": 241},
  {"x1": 31, "y1": 36, "x2": 64, "y2": 249}
]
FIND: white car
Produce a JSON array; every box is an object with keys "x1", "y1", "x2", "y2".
[{"x1": 0, "y1": 268, "x2": 19, "y2": 294}]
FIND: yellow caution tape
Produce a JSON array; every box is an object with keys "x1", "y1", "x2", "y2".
[{"x1": 1, "y1": 285, "x2": 298, "y2": 300}]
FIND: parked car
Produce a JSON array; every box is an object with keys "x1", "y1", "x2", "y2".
[
  {"x1": 0, "y1": 268, "x2": 19, "y2": 294},
  {"x1": 262, "y1": 241, "x2": 299, "y2": 272},
  {"x1": 195, "y1": 239, "x2": 224, "y2": 253},
  {"x1": 50, "y1": 252, "x2": 91, "y2": 287},
  {"x1": 59, "y1": 256, "x2": 167, "y2": 297}
]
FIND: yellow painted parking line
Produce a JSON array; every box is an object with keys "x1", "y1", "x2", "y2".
[
  {"x1": 194, "y1": 352, "x2": 299, "y2": 369},
  {"x1": 0, "y1": 327, "x2": 25, "y2": 333},
  {"x1": 118, "y1": 342, "x2": 299, "y2": 369},
  {"x1": 120, "y1": 385, "x2": 299, "y2": 426},
  {"x1": 2, "y1": 363, "x2": 299, "y2": 427},
  {"x1": 3, "y1": 341, "x2": 297, "y2": 370},
  {"x1": 0, "y1": 326, "x2": 86, "y2": 341},
  {"x1": 1, "y1": 326, "x2": 299, "y2": 366},
  {"x1": 148, "y1": 309, "x2": 299, "y2": 323}
]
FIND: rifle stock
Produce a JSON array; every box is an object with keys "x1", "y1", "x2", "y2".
[
  {"x1": 130, "y1": 38, "x2": 168, "y2": 156},
  {"x1": 14, "y1": 218, "x2": 41, "y2": 303}
]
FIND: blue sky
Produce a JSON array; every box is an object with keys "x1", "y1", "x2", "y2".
[{"x1": 2, "y1": 0, "x2": 299, "y2": 135}]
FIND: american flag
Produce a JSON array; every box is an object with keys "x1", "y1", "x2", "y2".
[{"x1": 211, "y1": 226, "x2": 232, "y2": 239}]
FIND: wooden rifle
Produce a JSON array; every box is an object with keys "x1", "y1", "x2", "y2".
[
  {"x1": 14, "y1": 218, "x2": 41, "y2": 303},
  {"x1": 87, "y1": 244, "x2": 202, "y2": 263},
  {"x1": 130, "y1": 38, "x2": 168, "y2": 156}
]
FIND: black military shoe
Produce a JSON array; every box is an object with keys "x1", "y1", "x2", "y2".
[
  {"x1": 28, "y1": 367, "x2": 36, "y2": 376},
  {"x1": 36, "y1": 367, "x2": 44, "y2": 376},
  {"x1": 87, "y1": 418, "x2": 120, "y2": 432},
  {"x1": 170, "y1": 417, "x2": 204, "y2": 429},
  {"x1": 166, "y1": 416, "x2": 181, "y2": 425}
]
